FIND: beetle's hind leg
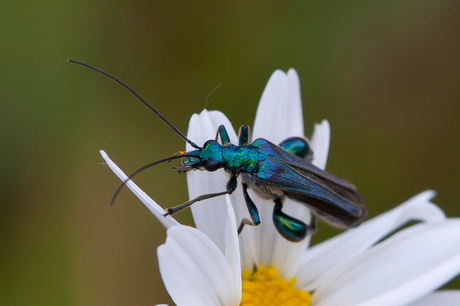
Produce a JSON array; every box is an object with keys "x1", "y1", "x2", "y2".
[
  {"x1": 279, "y1": 137, "x2": 313, "y2": 161},
  {"x1": 272, "y1": 198, "x2": 316, "y2": 242},
  {"x1": 237, "y1": 183, "x2": 261, "y2": 235}
]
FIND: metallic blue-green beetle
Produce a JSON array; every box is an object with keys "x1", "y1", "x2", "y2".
[
  {"x1": 170, "y1": 125, "x2": 366, "y2": 242},
  {"x1": 69, "y1": 59, "x2": 367, "y2": 242}
]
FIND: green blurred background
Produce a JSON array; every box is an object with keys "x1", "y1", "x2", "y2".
[{"x1": 1, "y1": 1, "x2": 459, "y2": 305}]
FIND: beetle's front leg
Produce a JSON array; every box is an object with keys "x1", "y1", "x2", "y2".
[
  {"x1": 216, "y1": 125, "x2": 231, "y2": 146},
  {"x1": 164, "y1": 175, "x2": 238, "y2": 216}
]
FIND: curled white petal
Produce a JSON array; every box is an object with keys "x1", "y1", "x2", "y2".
[
  {"x1": 298, "y1": 191, "x2": 445, "y2": 290},
  {"x1": 99, "y1": 150, "x2": 178, "y2": 229},
  {"x1": 158, "y1": 223, "x2": 241, "y2": 305},
  {"x1": 312, "y1": 220, "x2": 460, "y2": 306}
]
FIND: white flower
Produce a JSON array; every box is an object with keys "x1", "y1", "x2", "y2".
[{"x1": 100, "y1": 69, "x2": 460, "y2": 306}]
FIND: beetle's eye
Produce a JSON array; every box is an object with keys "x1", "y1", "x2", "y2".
[
  {"x1": 204, "y1": 160, "x2": 221, "y2": 172},
  {"x1": 203, "y1": 140, "x2": 217, "y2": 147}
]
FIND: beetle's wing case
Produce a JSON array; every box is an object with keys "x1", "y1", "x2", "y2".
[{"x1": 245, "y1": 139, "x2": 367, "y2": 228}]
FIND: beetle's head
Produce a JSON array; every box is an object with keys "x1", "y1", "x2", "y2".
[{"x1": 175, "y1": 140, "x2": 224, "y2": 173}]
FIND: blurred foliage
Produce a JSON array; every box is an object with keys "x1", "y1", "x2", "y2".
[{"x1": 1, "y1": 1, "x2": 459, "y2": 305}]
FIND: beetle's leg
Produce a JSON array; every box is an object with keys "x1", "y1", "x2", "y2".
[
  {"x1": 216, "y1": 125, "x2": 231, "y2": 146},
  {"x1": 164, "y1": 175, "x2": 238, "y2": 216},
  {"x1": 279, "y1": 137, "x2": 313, "y2": 161},
  {"x1": 272, "y1": 198, "x2": 316, "y2": 242},
  {"x1": 237, "y1": 183, "x2": 261, "y2": 235},
  {"x1": 308, "y1": 213, "x2": 317, "y2": 234},
  {"x1": 238, "y1": 125, "x2": 251, "y2": 146}
]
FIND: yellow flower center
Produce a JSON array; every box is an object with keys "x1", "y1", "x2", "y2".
[{"x1": 240, "y1": 264, "x2": 311, "y2": 306}]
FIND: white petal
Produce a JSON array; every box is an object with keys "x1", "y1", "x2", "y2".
[
  {"x1": 312, "y1": 220, "x2": 460, "y2": 306},
  {"x1": 185, "y1": 110, "x2": 259, "y2": 271},
  {"x1": 241, "y1": 69, "x2": 317, "y2": 275},
  {"x1": 207, "y1": 110, "x2": 239, "y2": 144},
  {"x1": 298, "y1": 191, "x2": 445, "y2": 290},
  {"x1": 286, "y1": 68, "x2": 305, "y2": 136},
  {"x1": 310, "y1": 120, "x2": 330, "y2": 170},
  {"x1": 222, "y1": 196, "x2": 242, "y2": 293},
  {"x1": 185, "y1": 110, "x2": 239, "y2": 252},
  {"x1": 99, "y1": 150, "x2": 179, "y2": 228},
  {"x1": 158, "y1": 226, "x2": 240, "y2": 306},
  {"x1": 407, "y1": 290, "x2": 460, "y2": 306},
  {"x1": 252, "y1": 69, "x2": 304, "y2": 143},
  {"x1": 207, "y1": 111, "x2": 250, "y2": 236},
  {"x1": 248, "y1": 195, "x2": 313, "y2": 280}
]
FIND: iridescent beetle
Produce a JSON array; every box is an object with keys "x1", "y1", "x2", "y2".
[{"x1": 69, "y1": 59, "x2": 367, "y2": 242}]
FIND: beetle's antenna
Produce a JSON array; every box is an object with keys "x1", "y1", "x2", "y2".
[
  {"x1": 203, "y1": 82, "x2": 222, "y2": 110},
  {"x1": 110, "y1": 154, "x2": 199, "y2": 206},
  {"x1": 67, "y1": 59, "x2": 202, "y2": 150}
]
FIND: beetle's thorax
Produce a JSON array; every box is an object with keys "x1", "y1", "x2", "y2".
[{"x1": 222, "y1": 144, "x2": 259, "y2": 173}]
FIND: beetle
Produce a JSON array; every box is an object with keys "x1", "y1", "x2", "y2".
[{"x1": 68, "y1": 59, "x2": 367, "y2": 242}]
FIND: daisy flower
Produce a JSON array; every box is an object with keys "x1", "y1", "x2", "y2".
[{"x1": 100, "y1": 69, "x2": 460, "y2": 305}]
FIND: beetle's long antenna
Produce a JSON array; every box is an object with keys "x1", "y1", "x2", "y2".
[
  {"x1": 67, "y1": 59, "x2": 202, "y2": 150},
  {"x1": 110, "y1": 154, "x2": 199, "y2": 206},
  {"x1": 203, "y1": 82, "x2": 222, "y2": 109}
]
